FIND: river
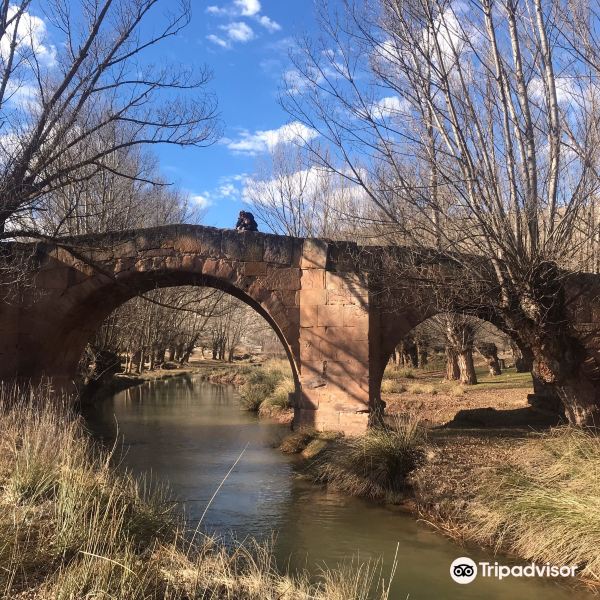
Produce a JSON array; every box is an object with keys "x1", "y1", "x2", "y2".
[{"x1": 82, "y1": 375, "x2": 592, "y2": 600}]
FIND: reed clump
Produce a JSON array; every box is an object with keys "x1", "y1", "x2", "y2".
[
  {"x1": 0, "y1": 384, "x2": 393, "y2": 599},
  {"x1": 311, "y1": 414, "x2": 426, "y2": 503},
  {"x1": 240, "y1": 359, "x2": 294, "y2": 413}
]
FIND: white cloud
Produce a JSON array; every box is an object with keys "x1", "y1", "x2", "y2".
[
  {"x1": 226, "y1": 121, "x2": 319, "y2": 155},
  {"x1": 284, "y1": 68, "x2": 322, "y2": 95},
  {"x1": 366, "y1": 96, "x2": 411, "y2": 119},
  {"x1": 191, "y1": 193, "x2": 213, "y2": 209},
  {"x1": 529, "y1": 76, "x2": 580, "y2": 106},
  {"x1": 205, "y1": 0, "x2": 280, "y2": 47},
  {"x1": 257, "y1": 15, "x2": 281, "y2": 32},
  {"x1": 5, "y1": 81, "x2": 39, "y2": 107},
  {"x1": 220, "y1": 21, "x2": 254, "y2": 43},
  {"x1": 0, "y1": 5, "x2": 56, "y2": 66},
  {"x1": 234, "y1": 0, "x2": 261, "y2": 16},
  {"x1": 207, "y1": 34, "x2": 230, "y2": 49},
  {"x1": 242, "y1": 166, "x2": 371, "y2": 232},
  {"x1": 218, "y1": 183, "x2": 238, "y2": 198},
  {"x1": 206, "y1": 5, "x2": 227, "y2": 15}
]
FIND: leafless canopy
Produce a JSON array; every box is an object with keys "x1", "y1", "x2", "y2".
[
  {"x1": 282, "y1": 0, "x2": 600, "y2": 423},
  {"x1": 0, "y1": 0, "x2": 221, "y2": 238}
]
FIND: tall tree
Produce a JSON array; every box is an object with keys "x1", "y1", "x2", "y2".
[{"x1": 283, "y1": 0, "x2": 600, "y2": 424}]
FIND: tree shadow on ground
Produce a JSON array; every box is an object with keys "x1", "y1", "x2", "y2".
[{"x1": 442, "y1": 406, "x2": 563, "y2": 430}]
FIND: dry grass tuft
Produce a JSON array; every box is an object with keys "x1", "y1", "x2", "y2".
[
  {"x1": 240, "y1": 360, "x2": 294, "y2": 413},
  {"x1": 448, "y1": 385, "x2": 465, "y2": 397},
  {"x1": 466, "y1": 427, "x2": 600, "y2": 582},
  {"x1": 381, "y1": 379, "x2": 406, "y2": 394},
  {"x1": 311, "y1": 414, "x2": 425, "y2": 503},
  {"x1": 279, "y1": 429, "x2": 317, "y2": 454},
  {"x1": 406, "y1": 383, "x2": 438, "y2": 395}
]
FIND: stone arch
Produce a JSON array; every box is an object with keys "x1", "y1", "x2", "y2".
[
  {"x1": 0, "y1": 226, "x2": 384, "y2": 433},
  {"x1": 38, "y1": 264, "x2": 301, "y2": 392},
  {"x1": 373, "y1": 308, "x2": 523, "y2": 403}
]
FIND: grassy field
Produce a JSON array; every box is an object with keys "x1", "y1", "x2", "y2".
[
  {"x1": 383, "y1": 362, "x2": 533, "y2": 393},
  {"x1": 0, "y1": 384, "x2": 393, "y2": 599},
  {"x1": 381, "y1": 361, "x2": 536, "y2": 427},
  {"x1": 412, "y1": 426, "x2": 600, "y2": 586}
]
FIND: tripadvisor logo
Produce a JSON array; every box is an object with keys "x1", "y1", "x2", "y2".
[
  {"x1": 450, "y1": 557, "x2": 578, "y2": 584},
  {"x1": 450, "y1": 557, "x2": 477, "y2": 584}
]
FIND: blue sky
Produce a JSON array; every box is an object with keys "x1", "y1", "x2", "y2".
[{"x1": 152, "y1": 0, "x2": 319, "y2": 228}]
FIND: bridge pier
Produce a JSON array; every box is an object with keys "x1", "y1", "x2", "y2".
[{"x1": 293, "y1": 239, "x2": 376, "y2": 434}]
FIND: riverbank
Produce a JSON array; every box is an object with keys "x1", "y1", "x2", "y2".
[
  {"x1": 200, "y1": 358, "x2": 294, "y2": 424},
  {"x1": 211, "y1": 360, "x2": 600, "y2": 588},
  {"x1": 0, "y1": 386, "x2": 393, "y2": 599}
]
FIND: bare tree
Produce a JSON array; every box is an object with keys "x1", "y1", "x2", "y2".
[
  {"x1": 283, "y1": 0, "x2": 600, "y2": 424},
  {"x1": 38, "y1": 143, "x2": 199, "y2": 236},
  {"x1": 0, "y1": 0, "x2": 220, "y2": 238},
  {"x1": 244, "y1": 141, "x2": 370, "y2": 239}
]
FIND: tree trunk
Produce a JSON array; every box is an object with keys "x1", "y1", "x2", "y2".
[
  {"x1": 402, "y1": 337, "x2": 418, "y2": 368},
  {"x1": 489, "y1": 357, "x2": 501, "y2": 376},
  {"x1": 415, "y1": 338, "x2": 428, "y2": 367},
  {"x1": 506, "y1": 288, "x2": 591, "y2": 424},
  {"x1": 458, "y1": 349, "x2": 477, "y2": 385},
  {"x1": 156, "y1": 347, "x2": 166, "y2": 364},
  {"x1": 445, "y1": 346, "x2": 460, "y2": 380},
  {"x1": 511, "y1": 340, "x2": 533, "y2": 372},
  {"x1": 477, "y1": 343, "x2": 502, "y2": 375},
  {"x1": 556, "y1": 377, "x2": 600, "y2": 426}
]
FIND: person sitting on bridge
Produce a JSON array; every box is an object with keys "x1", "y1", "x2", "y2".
[{"x1": 235, "y1": 210, "x2": 258, "y2": 232}]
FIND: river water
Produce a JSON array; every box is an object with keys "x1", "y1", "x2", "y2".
[{"x1": 82, "y1": 375, "x2": 592, "y2": 600}]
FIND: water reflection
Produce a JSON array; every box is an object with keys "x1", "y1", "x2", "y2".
[{"x1": 83, "y1": 377, "x2": 590, "y2": 600}]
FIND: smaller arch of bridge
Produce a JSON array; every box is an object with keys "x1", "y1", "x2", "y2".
[{"x1": 373, "y1": 307, "x2": 525, "y2": 405}]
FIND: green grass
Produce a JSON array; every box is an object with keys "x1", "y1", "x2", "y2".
[
  {"x1": 240, "y1": 359, "x2": 295, "y2": 413},
  {"x1": 380, "y1": 362, "x2": 533, "y2": 397},
  {"x1": 0, "y1": 385, "x2": 394, "y2": 599},
  {"x1": 467, "y1": 427, "x2": 600, "y2": 582},
  {"x1": 471, "y1": 367, "x2": 533, "y2": 390}
]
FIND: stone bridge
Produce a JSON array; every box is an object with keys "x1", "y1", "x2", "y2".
[{"x1": 1, "y1": 224, "x2": 600, "y2": 433}]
